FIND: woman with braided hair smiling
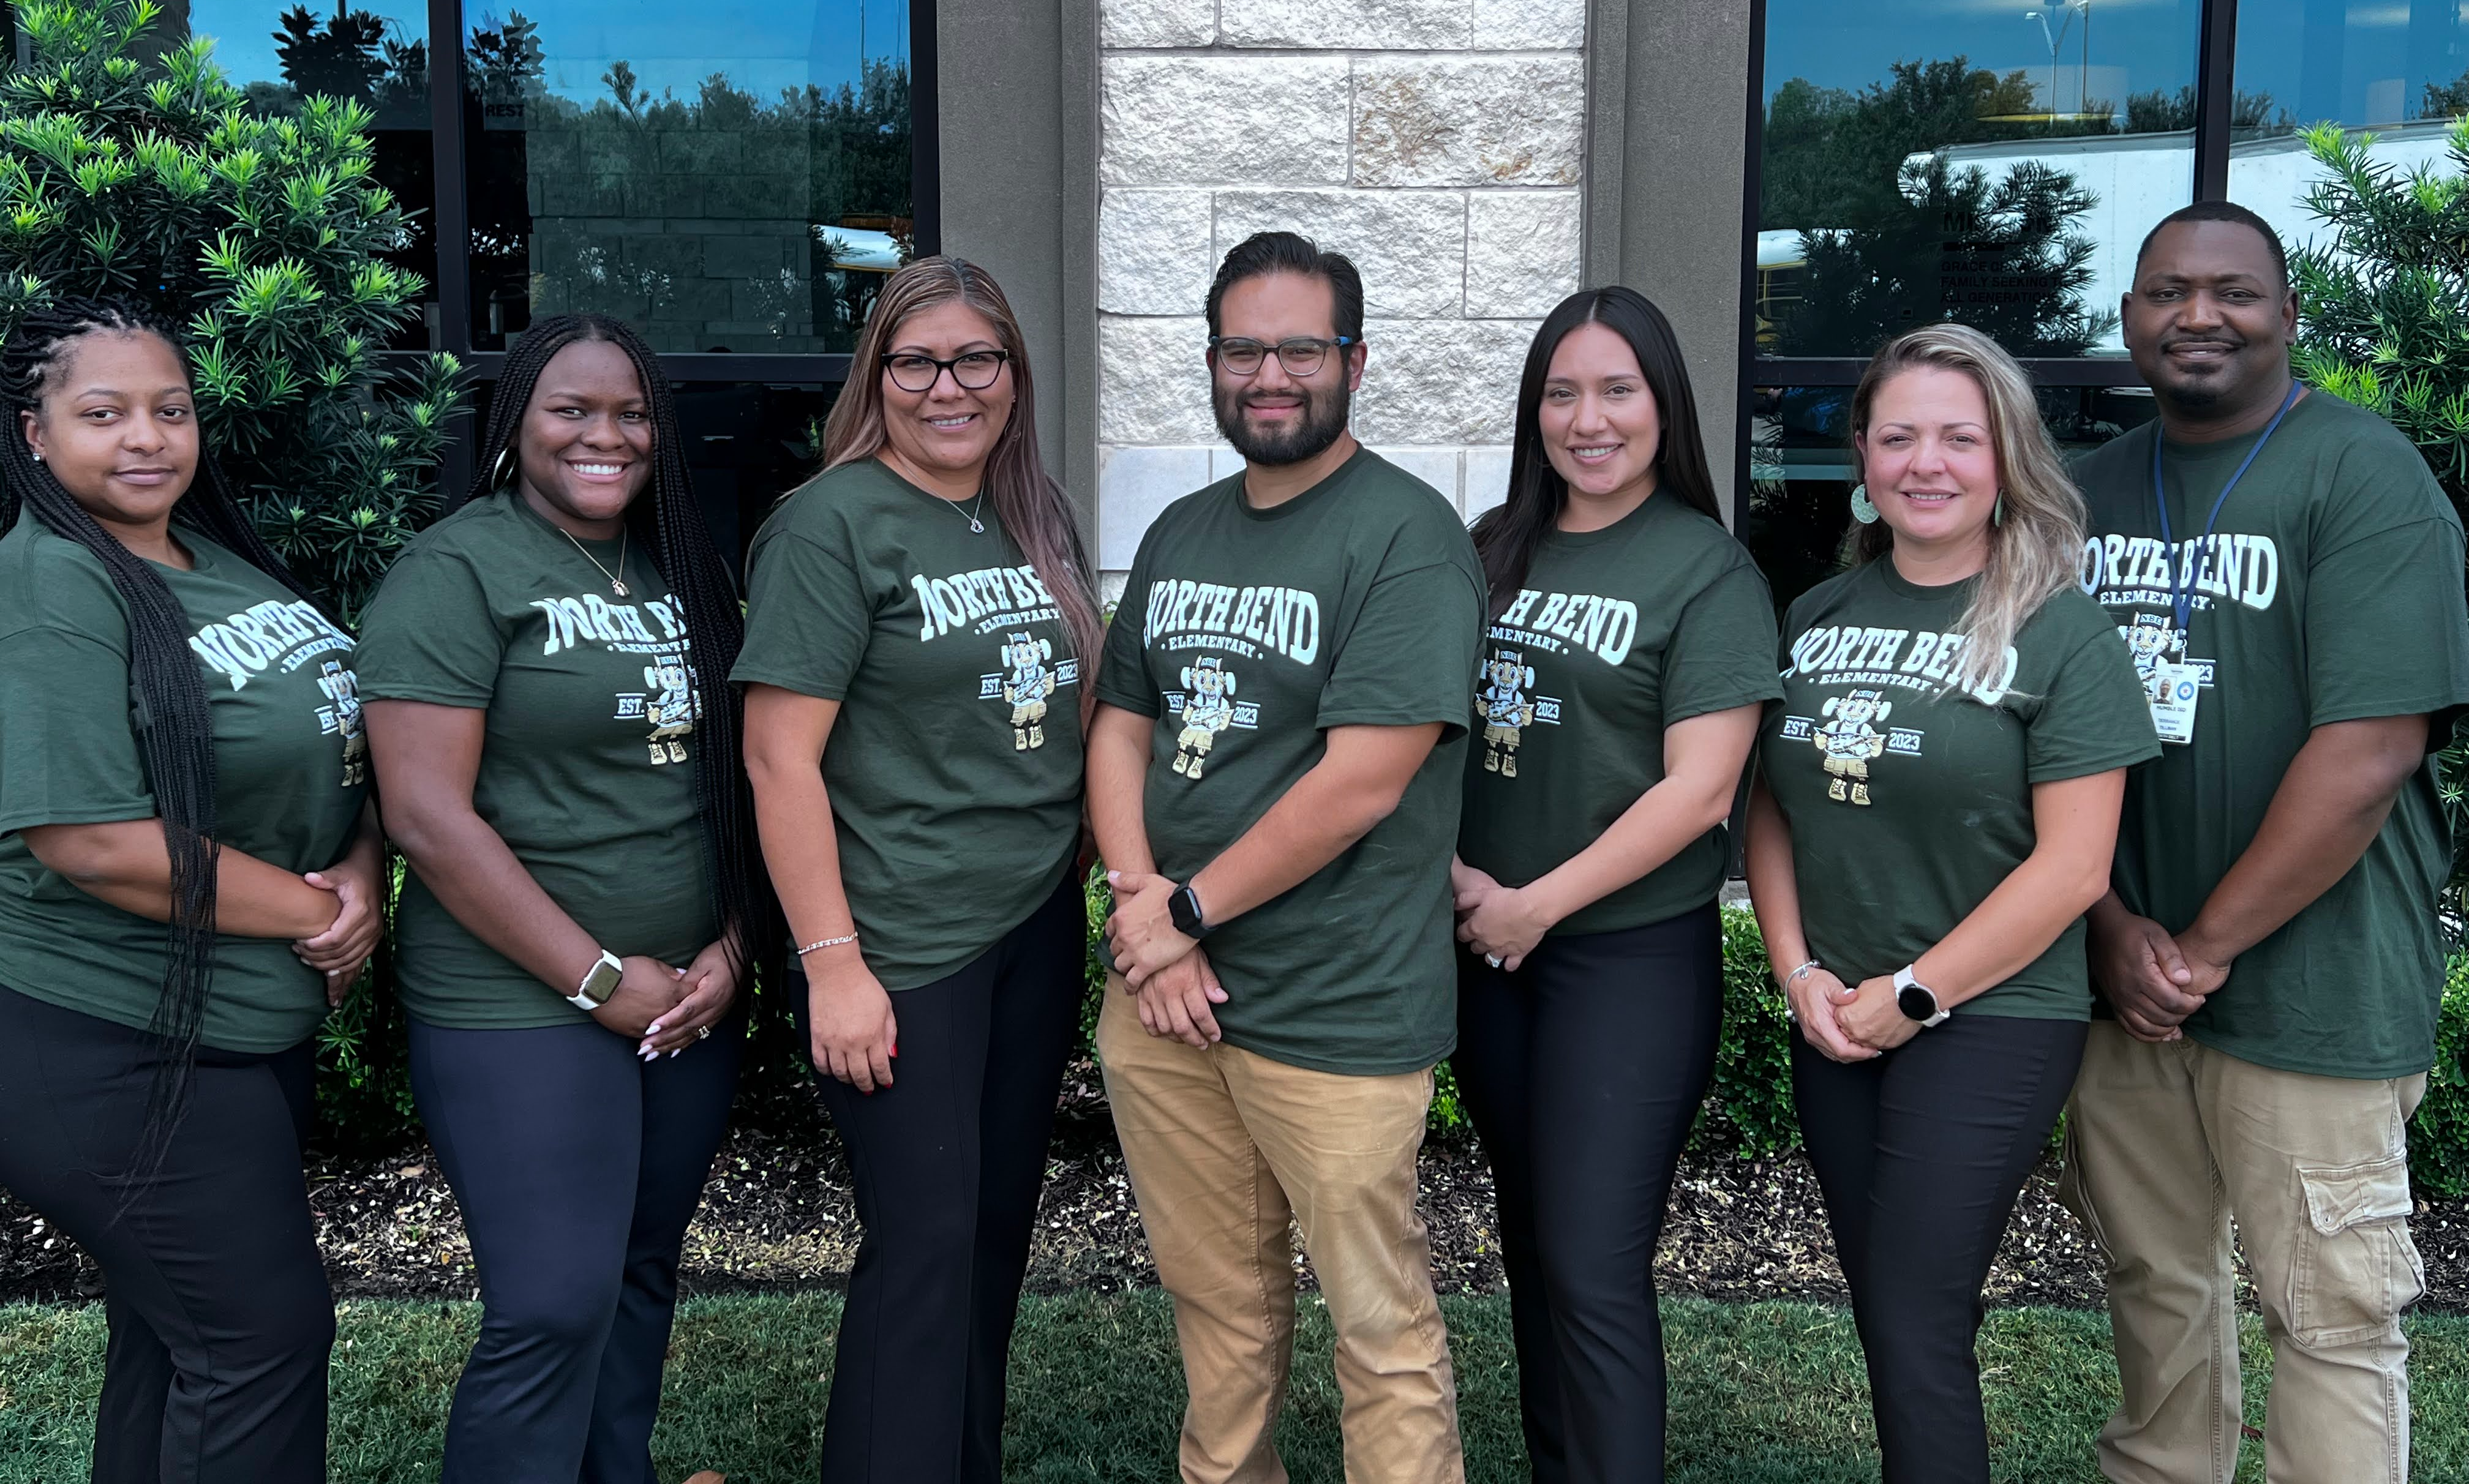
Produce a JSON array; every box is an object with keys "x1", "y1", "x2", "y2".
[
  {"x1": 356, "y1": 312, "x2": 772, "y2": 1477},
  {"x1": 0, "y1": 296, "x2": 383, "y2": 1481}
]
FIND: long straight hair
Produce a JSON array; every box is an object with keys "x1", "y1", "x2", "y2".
[
  {"x1": 1471, "y1": 287, "x2": 1724, "y2": 619},
  {"x1": 1847, "y1": 324, "x2": 2088, "y2": 699},
  {"x1": 0, "y1": 297, "x2": 327, "y2": 1164},
  {"x1": 468, "y1": 313, "x2": 777, "y2": 977},
  {"x1": 820, "y1": 257, "x2": 1102, "y2": 719}
]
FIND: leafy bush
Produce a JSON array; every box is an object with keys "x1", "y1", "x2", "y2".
[
  {"x1": 1691, "y1": 907, "x2": 1800, "y2": 1158},
  {"x1": 0, "y1": 0, "x2": 464, "y2": 621},
  {"x1": 2414, "y1": 956, "x2": 2469, "y2": 1199}
]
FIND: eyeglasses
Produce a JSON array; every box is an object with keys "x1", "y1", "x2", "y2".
[
  {"x1": 1208, "y1": 335, "x2": 1358, "y2": 378},
  {"x1": 881, "y1": 348, "x2": 1010, "y2": 393}
]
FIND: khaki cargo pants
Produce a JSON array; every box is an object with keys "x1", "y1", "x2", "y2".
[
  {"x1": 2061, "y1": 1023, "x2": 2428, "y2": 1484},
  {"x1": 1096, "y1": 978, "x2": 1466, "y2": 1484}
]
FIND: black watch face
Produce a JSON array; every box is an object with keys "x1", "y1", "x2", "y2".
[
  {"x1": 1896, "y1": 983, "x2": 1937, "y2": 1022},
  {"x1": 1170, "y1": 890, "x2": 1203, "y2": 937}
]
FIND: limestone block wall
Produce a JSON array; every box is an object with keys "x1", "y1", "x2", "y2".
[{"x1": 1094, "y1": 0, "x2": 1589, "y2": 584}]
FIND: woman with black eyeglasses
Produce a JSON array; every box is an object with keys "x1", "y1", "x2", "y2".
[{"x1": 737, "y1": 257, "x2": 1100, "y2": 1482}]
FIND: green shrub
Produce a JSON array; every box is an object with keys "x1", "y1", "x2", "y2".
[
  {"x1": 1691, "y1": 907, "x2": 1800, "y2": 1158},
  {"x1": 2414, "y1": 956, "x2": 2469, "y2": 1199}
]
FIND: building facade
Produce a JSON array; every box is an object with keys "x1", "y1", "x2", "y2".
[{"x1": 62, "y1": 0, "x2": 2468, "y2": 610}]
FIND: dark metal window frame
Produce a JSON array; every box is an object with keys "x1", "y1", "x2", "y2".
[
  {"x1": 401, "y1": 0, "x2": 940, "y2": 492},
  {"x1": 1739, "y1": 0, "x2": 2241, "y2": 403}
]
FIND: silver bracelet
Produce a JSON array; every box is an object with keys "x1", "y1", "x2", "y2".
[
  {"x1": 797, "y1": 931, "x2": 860, "y2": 957},
  {"x1": 1781, "y1": 959, "x2": 1820, "y2": 988}
]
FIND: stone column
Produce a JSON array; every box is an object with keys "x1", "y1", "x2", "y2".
[{"x1": 1093, "y1": 0, "x2": 1588, "y2": 588}]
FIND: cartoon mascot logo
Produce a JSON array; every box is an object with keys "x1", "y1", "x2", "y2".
[
  {"x1": 1814, "y1": 688, "x2": 1892, "y2": 806},
  {"x1": 999, "y1": 631, "x2": 1056, "y2": 751},
  {"x1": 1173, "y1": 656, "x2": 1238, "y2": 781},
  {"x1": 317, "y1": 660, "x2": 368, "y2": 787},
  {"x1": 643, "y1": 659, "x2": 699, "y2": 765},
  {"x1": 1476, "y1": 649, "x2": 1538, "y2": 778},
  {"x1": 2122, "y1": 613, "x2": 2178, "y2": 695}
]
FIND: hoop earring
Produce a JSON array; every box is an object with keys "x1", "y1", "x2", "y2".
[
  {"x1": 489, "y1": 444, "x2": 517, "y2": 490},
  {"x1": 1849, "y1": 484, "x2": 1879, "y2": 525}
]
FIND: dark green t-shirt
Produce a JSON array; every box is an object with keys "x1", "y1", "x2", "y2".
[
  {"x1": 0, "y1": 522, "x2": 369, "y2": 1052},
  {"x1": 2076, "y1": 389, "x2": 2469, "y2": 1077},
  {"x1": 1458, "y1": 495, "x2": 1782, "y2": 936},
  {"x1": 355, "y1": 493, "x2": 716, "y2": 1029},
  {"x1": 731, "y1": 459, "x2": 1084, "y2": 990},
  {"x1": 1762, "y1": 560, "x2": 2158, "y2": 1019},
  {"x1": 1095, "y1": 448, "x2": 1486, "y2": 1076}
]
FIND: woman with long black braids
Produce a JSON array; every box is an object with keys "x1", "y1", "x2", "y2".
[
  {"x1": 356, "y1": 313, "x2": 770, "y2": 1477},
  {"x1": 0, "y1": 297, "x2": 383, "y2": 1480}
]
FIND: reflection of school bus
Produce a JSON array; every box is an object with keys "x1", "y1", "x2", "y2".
[{"x1": 1754, "y1": 229, "x2": 1844, "y2": 344}]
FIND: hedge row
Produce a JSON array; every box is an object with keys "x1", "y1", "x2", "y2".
[{"x1": 311, "y1": 876, "x2": 2469, "y2": 1197}]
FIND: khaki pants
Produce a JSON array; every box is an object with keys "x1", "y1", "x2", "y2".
[
  {"x1": 1097, "y1": 979, "x2": 1465, "y2": 1484},
  {"x1": 2061, "y1": 1023, "x2": 2427, "y2": 1484}
]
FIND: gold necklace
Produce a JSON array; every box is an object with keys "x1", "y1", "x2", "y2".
[{"x1": 560, "y1": 525, "x2": 629, "y2": 597}]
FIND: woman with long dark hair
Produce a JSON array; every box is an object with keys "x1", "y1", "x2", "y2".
[
  {"x1": 355, "y1": 313, "x2": 769, "y2": 1477},
  {"x1": 737, "y1": 256, "x2": 1099, "y2": 1482},
  {"x1": 1744, "y1": 324, "x2": 2154, "y2": 1483},
  {"x1": 0, "y1": 297, "x2": 382, "y2": 1480},
  {"x1": 1452, "y1": 287, "x2": 1780, "y2": 1483}
]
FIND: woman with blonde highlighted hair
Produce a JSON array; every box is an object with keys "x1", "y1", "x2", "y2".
[
  {"x1": 1742, "y1": 323, "x2": 2157, "y2": 1483},
  {"x1": 734, "y1": 256, "x2": 1097, "y2": 1482}
]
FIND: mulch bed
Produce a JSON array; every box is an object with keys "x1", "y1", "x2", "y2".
[{"x1": 7, "y1": 1062, "x2": 2467, "y2": 1316}]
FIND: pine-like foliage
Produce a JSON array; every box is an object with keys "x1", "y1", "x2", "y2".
[
  {"x1": 2290, "y1": 115, "x2": 2469, "y2": 921},
  {"x1": 0, "y1": 0, "x2": 463, "y2": 621},
  {"x1": 2291, "y1": 116, "x2": 2469, "y2": 522}
]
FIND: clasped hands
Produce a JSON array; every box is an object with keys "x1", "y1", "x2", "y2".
[
  {"x1": 1451, "y1": 860, "x2": 1555, "y2": 972},
  {"x1": 1787, "y1": 966, "x2": 1915, "y2": 1062},
  {"x1": 293, "y1": 853, "x2": 384, "y2": 1007},
  {"x1": 1103, "y1": 870, "x2": 1227, "y2": 1049},
  {"x1": 2090, "y1": 907, "x2": 2230, "y2": 1043}
]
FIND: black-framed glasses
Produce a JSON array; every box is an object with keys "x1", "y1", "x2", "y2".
[
  {"x1": 881, "y1": 348, "x2": 1011, "y2": 393},
  {"x1": 1208, "y1": 335, "x2": 1358, "y2": 377}
]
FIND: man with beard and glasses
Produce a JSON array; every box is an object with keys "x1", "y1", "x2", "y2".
[
  {"x1": 2064, "y1": 200, "x2": 2469, "y2": 1484},
  {"x1": 1085, "y1": 230, "x2": 1484, "y2": 1483}
]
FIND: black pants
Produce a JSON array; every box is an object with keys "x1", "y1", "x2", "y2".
[
  {"x1": 1451, "y1": 904, "x2": 1724, "y2": 1484},
  {"x1": 408, "y1": 1000, "x2": 744, "y2": 1483},
  {"x1": 1792, "y1": 1011, "x2": 2088, "y2": 1484},
  {"x1": 0, "y1": 983, "x2": 333, "y2": 1484},
  {"x1": 792, "y1": 875, "x2": 1083, "y2": 1484}
]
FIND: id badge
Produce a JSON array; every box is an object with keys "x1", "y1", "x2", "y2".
[{"x1": 2148, "y1": 661, "x2": 2199, "y2": 745}]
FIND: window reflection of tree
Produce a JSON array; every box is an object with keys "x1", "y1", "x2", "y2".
[{"x1": 459, "y1": 10, "x2": 912, "y2": 353}]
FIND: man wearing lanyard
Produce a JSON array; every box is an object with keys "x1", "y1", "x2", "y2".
[{"x1": 2067, "y1": 198, "x2": 2469, "y2": 1484}]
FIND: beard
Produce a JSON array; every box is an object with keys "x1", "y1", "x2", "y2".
[{"x1": 1213, "y1": 378, "x2": 1351, "y2": 467}]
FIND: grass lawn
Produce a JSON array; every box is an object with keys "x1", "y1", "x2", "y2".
[{"x1": 2, "y1": 1293, "x2": 2464, "y2": 1482}]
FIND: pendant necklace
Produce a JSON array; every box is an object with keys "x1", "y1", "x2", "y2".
[
  {"x1": 947, "y1": 490, "x2": 988, "y2": 534},
  {"x1": 561, "y1": 525, "x2": 630, "y2": 597}
]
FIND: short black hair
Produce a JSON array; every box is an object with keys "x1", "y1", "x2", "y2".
[
  {"x1": 1205, "y1": 231, "x2": 1366, "y2": 345},
  {"x1": 2133, "y1": 200, "x2": 2289, "y2": 290}
]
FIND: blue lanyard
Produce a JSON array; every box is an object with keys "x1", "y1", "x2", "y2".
[{"x1": 2151, "y1": 382, "x2": 2301, "y2": 634}]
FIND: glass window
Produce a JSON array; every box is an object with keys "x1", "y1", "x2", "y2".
[
  {"x1": 1758, "y1": 0, "x2": 2203, "y2": 360},
  {"x1": 2226, "y1": 2, "x2": 2468, "y2": 270},
  {"x1": 461, "y1": 1, "x2": 914, "y2": 353},
  {"x1": 1742, "y1": 385, "x2": 2159, "y2": 613},
  {"x1": 185, "y1": 2, "x2": 440, "y2": 351},
  {"x1": 2231, "y1": 0, "x2": 2469, "y2": 136}
]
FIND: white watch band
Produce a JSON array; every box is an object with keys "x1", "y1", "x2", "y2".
[
  {"x1": 568, "y1": 950, "x2": 622, "y2": 1011},
  {"x1": 1893, "y1": 964, "x2": 1952, "y2": 1028}
]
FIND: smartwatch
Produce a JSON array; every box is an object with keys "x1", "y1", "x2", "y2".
[
  {"x1": 569, "y1": 950, "x2": 623, "y2": 1011},
  {"x1": 1168, "y1": 884, "x2": 1212, "y2": 941},
  {"x1": 1893, "y1": 964, "x2": 1951, "y2": 1027}
]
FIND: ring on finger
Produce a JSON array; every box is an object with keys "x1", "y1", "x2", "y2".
[
  {"x1": 1485, "y1": 954, "x2": 1503, "y2": 969},
  {"x1": 696, "y1": 1024, "x2": 711, "y2": 1040}
]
